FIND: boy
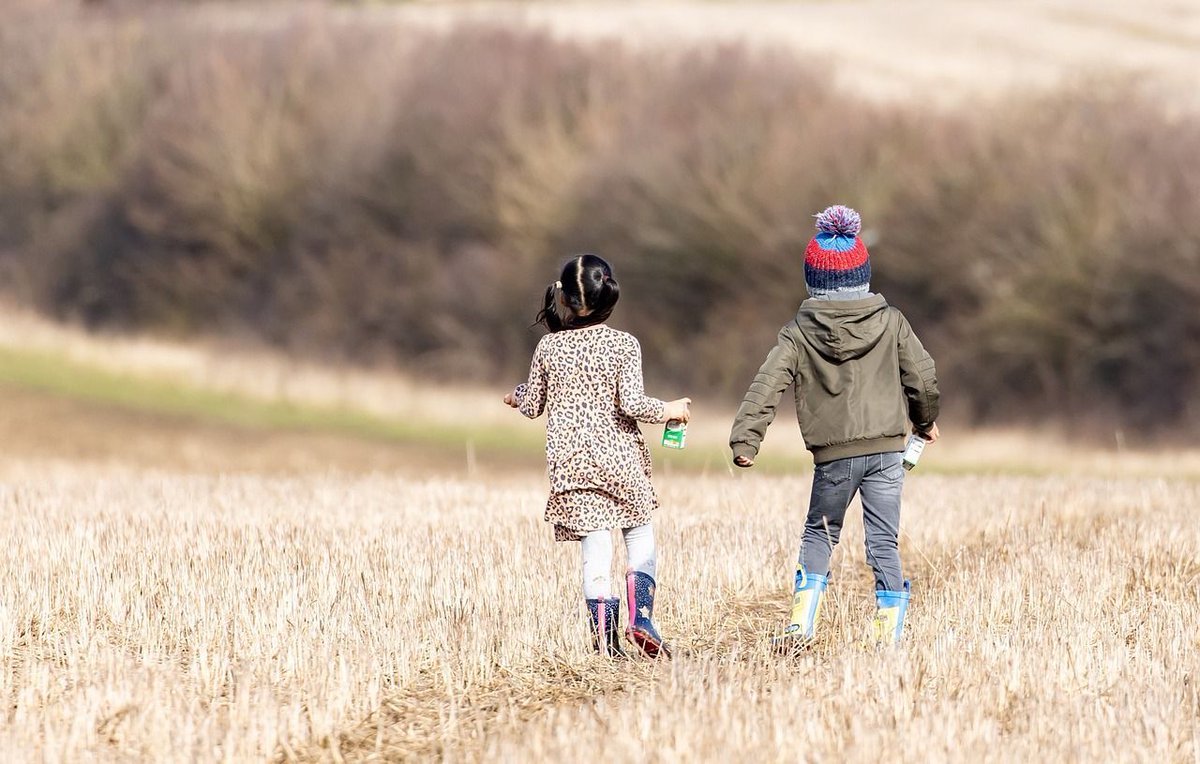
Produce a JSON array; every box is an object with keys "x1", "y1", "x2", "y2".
[{"x1": 729, "y1": 205, "x2": 940, "y2": 647}]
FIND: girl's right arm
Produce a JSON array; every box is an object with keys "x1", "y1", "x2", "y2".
[
  {"x1": 511, "y1": 340, "x2": 548, "y2": 419},
  {"x1": 617, "y1": 337, "x2": 670, "y2": 424}
]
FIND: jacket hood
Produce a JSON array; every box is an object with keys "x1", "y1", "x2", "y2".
[{"x1": 795, "y1": 294, "x2": 890, "y2": 362}]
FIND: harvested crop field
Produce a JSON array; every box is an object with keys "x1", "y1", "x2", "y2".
[
  {"x1": 2, "y1": 450, "x2": 1196, "y2": 761},
  {"x1": 4, "y1": 0, "x2": 1199, "y2": 759}
]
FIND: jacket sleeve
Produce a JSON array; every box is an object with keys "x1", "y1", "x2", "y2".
[
  {"x1": 515, "y1": 339, "x2": 548, "y2": 419},
  {"x1": 729, "y1": 326, "x2": 799, "y2": 461},
  {"x1": 895, "y1": 310, "x2": 940, "y2": 432},
  {"x1": 617, "y1": 337, "x2": 666, "y2": 423}
]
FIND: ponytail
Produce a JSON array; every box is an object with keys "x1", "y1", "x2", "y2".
[
  {"x1": 534, "y1": 281, "x2": 567, "y2": 332},
  {"x1": 533, "y1": 254, "x2": 620, "y2": 333}
]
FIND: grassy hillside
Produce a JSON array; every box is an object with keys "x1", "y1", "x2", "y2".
[{"x1": 3, "y1": 307, "x2": 1200, "y2": 479}]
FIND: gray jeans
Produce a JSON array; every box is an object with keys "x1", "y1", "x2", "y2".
[{"x1": 800, "y1": 451, "x2": 905, "y2": 592}]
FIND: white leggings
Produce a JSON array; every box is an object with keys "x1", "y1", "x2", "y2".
[{"x1": 580, "y1": 524, "x2": 656, "y2": 600}]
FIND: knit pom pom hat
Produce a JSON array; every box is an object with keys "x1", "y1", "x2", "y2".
[{"x1": 804, "y1": 205, "x2": 870, "y2": 296}]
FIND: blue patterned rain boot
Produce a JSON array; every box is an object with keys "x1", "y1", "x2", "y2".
[
  {"x1": 586, "y1": 597, "x2": 628, "y2": 658},
  {"x1": 625, "y1": 570, "x2": 671, "y2": 659},
  {"x1": 772, "y1": 566, "x2": 828, "y2": 652},
  {"x1": 869, "y1": 581, "x2": 911, "y2": 646}
]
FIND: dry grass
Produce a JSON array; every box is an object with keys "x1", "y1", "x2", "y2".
[
  {"x1": 2, "y1": 4, "x2": 1198, "y2": 757},
  {"x1": 2, "y1": 311, "x2": 1198, "y2": 760},
  {"x1": 2, "y1": 455, "x2": 1197, "y2": 761}
]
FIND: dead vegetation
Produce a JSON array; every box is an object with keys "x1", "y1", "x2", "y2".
[
  {"x1": 3, "y1": 4, "x2": 1200, "y2": 432},
  {"x1": 1, "y1": 452, "x2": 1196, "y2": 761}
]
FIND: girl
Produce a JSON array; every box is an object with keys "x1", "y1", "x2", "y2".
[{"x1": 504, "y1": 254, "x2": 690, "y2": 658}]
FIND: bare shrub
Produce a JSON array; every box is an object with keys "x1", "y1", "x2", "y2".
[
  {"x1": 876, "y1": 85, "x2": 1200, "y2": 430},
  {"x1": 2, "y1": 4, "x2": 1198, "y2": 432}
]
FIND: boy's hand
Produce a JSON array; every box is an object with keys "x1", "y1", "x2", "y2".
[
  {"x1": 663, "y1": 398, "x2": 692, "y2": 423},
  {"x1": 734, "y1": 455, "x2": 754, "y2": 468},
  {"x1": 921, "y1": 422, "x2": 940, "y2": 443}
]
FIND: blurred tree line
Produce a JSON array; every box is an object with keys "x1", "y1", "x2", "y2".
[{"x1": 2, "y1": 5, "x2": 1198, "y2": 434}]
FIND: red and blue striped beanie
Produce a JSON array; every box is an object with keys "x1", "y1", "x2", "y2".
[{"x1": 803, "y1": 205, "x2": 870, "y2": 295}]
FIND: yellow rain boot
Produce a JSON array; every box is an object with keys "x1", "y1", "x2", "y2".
[
  {"x1": 868, "y1": 581, "x2": 911, "y2": 646},
  {"x1": 772, "y1": 566, "x2": 827, "y2": 652}
]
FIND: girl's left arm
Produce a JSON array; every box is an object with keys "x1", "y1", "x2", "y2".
[
  {"x1": 514, "y1": 341, "x2": 548, "y2": 419},
  {"x1": 617, "y1": 337, "x2": 667, "y2": 423}
]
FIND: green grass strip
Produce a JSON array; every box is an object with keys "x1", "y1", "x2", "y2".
[
  {"x1": 0, "y1": 345, "x2": 817, "y2": 474},
  {"x1": 0, "y1": 346, "x2": 545, "y2": 455},
  {"x1": 0, "y1": 345, "x2": 776, "y2": 469}
]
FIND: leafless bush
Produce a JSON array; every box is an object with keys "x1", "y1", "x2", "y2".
[{"x1": 2, "y1": 3, "x2": 1198, "y2": 432}]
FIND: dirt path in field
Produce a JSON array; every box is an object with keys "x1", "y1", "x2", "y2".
[
  {"x1": 287, "y1": 561, "x2": 913, "y2": 759},
  {"x1": 279, "y1": 661, "x2": 655, "y2": 762},
  {"x1": 295, "y1": 585, "x2": 921, "y2": 760},
  {"x1": 298, "y1": 502, "x2": 1159, "y2": 762}
]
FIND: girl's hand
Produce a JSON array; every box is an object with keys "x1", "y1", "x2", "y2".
[
  {"x1": 503, "y1": 391, "x2": 519, "y2": 408},
  {"x1": 662, "y1": 397, "x2": 692, "y2": 423}
]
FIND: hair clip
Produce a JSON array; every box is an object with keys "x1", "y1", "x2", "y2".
[{"x1": 554, "y1": 280, "x2": 562, "y2": 289}]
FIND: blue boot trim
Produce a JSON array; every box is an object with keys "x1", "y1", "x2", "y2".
[{"x1": 873, "y1": 580, "x2": 911, "y2": 643}]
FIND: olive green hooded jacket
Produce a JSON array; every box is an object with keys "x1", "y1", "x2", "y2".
[{"x1": 729, "y1": 294, "x2": 939, "y2": 465}]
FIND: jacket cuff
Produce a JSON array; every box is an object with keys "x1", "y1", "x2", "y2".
[{"x1": 731, "y1": 443, "x2": 758, "y2": 462}]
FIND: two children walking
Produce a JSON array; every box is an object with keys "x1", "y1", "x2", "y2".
[{"x1": 506, "y1": 206, "x2": 940, "y2": 657}]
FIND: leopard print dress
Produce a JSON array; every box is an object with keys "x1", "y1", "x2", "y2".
[{"x1": 514, "y1": 324, "x2": 666, "y2": 541}]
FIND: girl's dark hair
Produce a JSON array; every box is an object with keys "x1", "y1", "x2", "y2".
[{"x1": 534, "y1": 254, "x2": 620, "y2": 332}]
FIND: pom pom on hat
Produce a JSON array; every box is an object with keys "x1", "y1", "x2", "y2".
[{"x1": 814, "y1": 205, "x2": 862, "y2": 237}]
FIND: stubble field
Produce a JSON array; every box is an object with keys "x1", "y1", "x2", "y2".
[
  {"x1": 2, "y1": 450, "x2": 1198, "y2": 761},
  {"x1": 0, "y1": 307, "x2": 1196, "y2": 761},
  {"x1": 4, "y1": 0, "x2": 1200, "y2": 755}
]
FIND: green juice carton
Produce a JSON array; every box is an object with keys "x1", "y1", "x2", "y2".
[{"x1": 662, "y1": 420, "x2": 687, "y2": 449}]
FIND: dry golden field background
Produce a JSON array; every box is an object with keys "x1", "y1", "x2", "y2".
[
  {"x1": 4, "y1": 1, "x2": 1200, "y2": 759},
  {"x1": 210, "y1": 0, "x2": 1200, "y2": 109},
  {"x1": 2, "y1": 308, "x2": 1199, "y2": 761},
  {"x1": 3, "y1": 450, "x2": 1199, "y2": 760}
]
